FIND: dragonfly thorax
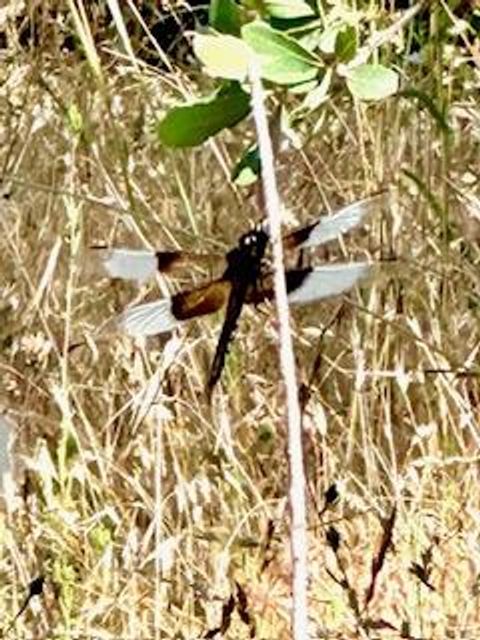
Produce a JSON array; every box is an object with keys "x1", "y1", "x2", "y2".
[{"x1": 222, "y1": 228, "x2": 269, "y2": 281}]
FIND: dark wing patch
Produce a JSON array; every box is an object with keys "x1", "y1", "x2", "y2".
[
  {"x1": 171, "y1": 279, "x2": 231, "y2": 321},
  {"x1": 117, "y1": 279, "x2": 231, "y2": 336},
  {"x1": 283, "y1": 192, "x2": 386, "y2": 250},
  {"x1": 156, "y1": 250, "x2": 186, "y2": 272},
  {"x1": 156, "y1": 250, "x2": 225, "y2": 274}
]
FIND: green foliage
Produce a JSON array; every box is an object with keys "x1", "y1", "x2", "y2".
[
  {"x1": 156, "y1": 82, "x2": 251, "y2": 147},
  {"x1": 242, "y1": 20, "x2": 321, "y2": 85},
  {"x1": 334, "y1": 24, "x2": 357, "y2": 63},
  {"x1": 346, "y1": 64, "x2": 399, "y2": 101},
  {"x1": 209, "y1": 0, "x2": 242, "y2": 34},
  {"x1": 263, "y1": 0, "x2": 315, "y2": 21},
  {"x1": 88, "y1": 520, "x2": 114, "y2": 555},
  {"x1": 193, "y1": 33, "x2": 250, "y2": 81},
  {"x1": 155, "y1": 0, "x2": 404, "y2": 168},
  {"x1": 232, "y1": 144, "x2": 261, "y2": 185}
]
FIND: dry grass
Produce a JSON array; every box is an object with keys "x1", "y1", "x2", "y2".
[{"x1": 1, "y1": 1, "x2": 480, "y2": 639}]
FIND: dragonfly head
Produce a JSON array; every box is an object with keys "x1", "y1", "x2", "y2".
[{"x1": 239, "y1": 227, "x2": 269, "y2": 261}]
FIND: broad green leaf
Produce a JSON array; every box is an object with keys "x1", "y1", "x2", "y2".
[
  {"x1": 265, "y1": 0, "x2": 315, "y2": 20},
  {"x1": 156, "y1": 83, "x2": 251, "y2": 148},
  {"x1": 232, "y1": 145, "x2": 261, "y2": 186},
  {"x1": 335, "y1": 25, "x2": 357, "y2": 63},
  {"x1": 193, "y1": 33, "x2": 251, "y2": 81},
  {"x1": 242, "y1": 21, "x2": 320, "y2": 85},
  {"x1": 346, "y1": 64, "x2": 399, "y2": 101},
  {"x1": 209, "y1": 0, "x2": 241, "y2": 35}
]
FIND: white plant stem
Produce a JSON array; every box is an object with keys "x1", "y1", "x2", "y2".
[{"x1": 248, "y1": 61, "x2": 310, "y2": 640}]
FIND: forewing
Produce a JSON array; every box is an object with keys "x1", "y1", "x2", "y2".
[
  {"x1": 117, "y1": 279, "x2": 231, "y2": 336},
  {"x1": 284, "y1": 193, "x2": 386, "y2": 250},
  {"x1": 92, "y1": 248, "x2": 225, "y2": 283},
  {"x1": 94, "y1": 248, "x2": 160, "y2": 282}
]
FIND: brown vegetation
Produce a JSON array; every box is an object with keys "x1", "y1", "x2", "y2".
[{"x1": 0, "y1": 1, "x2": 479, "y2": 638}]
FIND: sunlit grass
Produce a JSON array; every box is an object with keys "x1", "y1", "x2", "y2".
[{"x1": 0, "y1": 2, "x2": 479, "y2": 639}]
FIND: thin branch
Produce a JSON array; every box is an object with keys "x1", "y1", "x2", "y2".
[{"x1": 248, "y1": 62, "x2": 310, "y2": 640}]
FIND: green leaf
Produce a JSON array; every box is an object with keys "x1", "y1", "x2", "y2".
[
  {"x1": 209, "y1": 0, "x2": 241, "y2": 35},
  {"x1": 265, "y1": 0, "x2": 315, "y2": 20},
  {"x1": 335, "y1": 25, "x2": 357, "y2": 63},
  {"x1": 242, "y1": 20, "x2": 320, "y2": 85},
  {"x1": 156, "y1": 83, "x2": 251, "y2": 148},
  {"x1": 346, "y1": 64, "x2": 399, "y2": 101},
  {"x1": 232, "y1": 145, "x2": 261, "y2": 185},
  {"x1": 193, "y1": 33, "x2": 250, "y2": 81}
]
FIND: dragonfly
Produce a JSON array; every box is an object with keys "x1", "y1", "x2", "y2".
[{"x1": 94, "y1": 193, "x2": 385, "y2": 393}]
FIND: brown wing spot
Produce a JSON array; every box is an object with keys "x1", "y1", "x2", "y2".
[
  {"x1": 156, "y1": 251, "x2": 226, "y2": 274},
  {"x1": 283, "y1": 222, "x2": 317, "y2": 250},
  {"x1": 171, "y1": 280, "x2": 231, "y2": 321},
  {"x1": 156, "y1": 251, "x2": 184, "y2": 273}
]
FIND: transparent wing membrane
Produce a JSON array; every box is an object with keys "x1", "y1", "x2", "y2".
[
  {"x1": 116, "y1": 262, "x2": 371, "y2": 337},
  {"x1": 94, "y1": 249, "x2": 158, "y2": 283},
  {"x1": 287, "y1": 263, "x2": 372, "y2": 305},
  {"x1": 118, "y1": 300, "x2": 180, "y2": 336},
  {"x1": 286, "y1": 193, "x2": 386, "y2": 249},
  {"x1": 97, "y1": 195, "x2": 383, "y2": 355}
]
